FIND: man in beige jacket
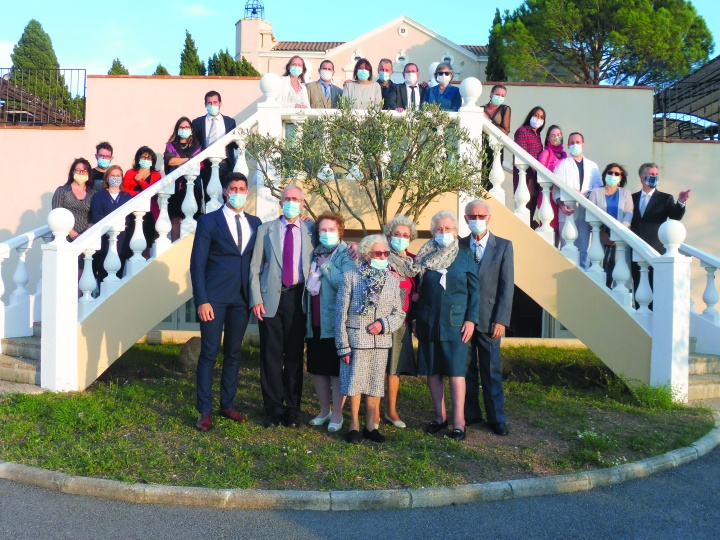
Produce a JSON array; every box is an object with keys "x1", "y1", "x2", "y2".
[{"x1": 307, "y1": 59, "x2": 342, "y2": 109}]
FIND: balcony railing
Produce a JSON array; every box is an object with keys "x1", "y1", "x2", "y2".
[{"x1": 653, "y1": 80, "x2": 720, "y2": 140}]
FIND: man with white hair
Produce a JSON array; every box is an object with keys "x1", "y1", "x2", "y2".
[{"x1": 460, "y1": 199, "x2": 514, "y2": 436}]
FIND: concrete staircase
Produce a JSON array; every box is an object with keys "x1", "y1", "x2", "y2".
[
  {"x1": 0, "y1": 323, "x2": 41, "y2": 386},
  {"x1": 688, "y1": 353, "x2": 720, "y2": 401}
]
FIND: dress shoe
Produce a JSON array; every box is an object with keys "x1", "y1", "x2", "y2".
[
  {"x1": 327, "y1": 418, "x2": 344, "y2": 432},
  {"x1": 219, "y1": 408, "x2": 247, "y2": 423},
  {"x1": 384, "y1": 413, "x2": 406, "y2": 429},
  {"x1": 346, "y1": 429, "x2": 362, "y2": 444},
  {"x1": 490, "y1": 422, "x2": 509, "y2": 436},
  {"x1": 309, "y1": 412, "x2": 332, "y2": 426},
  {"x1": 284, "y1": 411, "x2": 300, "y2": 428},
  {"x1": 465, "y1": 416, "x2": 485, "y2": 426},
  {"x1": 195, "y1": 412, "x2": 212, "y2": 432},
  {"x1": 448, "y1": 428, "x2": 466, "y2": 441},
  {"x1": 363, "y1": 427, "x2": 386, "y2": 443},
  {"x1": 425, "y1": 419, "x2": 448, "y2": 434},
  {"x1": 263, "y1": 415, "x2": 282, "y2": 428}
]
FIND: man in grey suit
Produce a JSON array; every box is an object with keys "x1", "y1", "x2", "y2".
[
  {"x1": 306, "y1": 60, "x2": 343, "y2": 109},
  {"x1": 460, "y1": 200, "x2": 514, "y2": 436},
  {"x1": 250, "y1": 185, "x2": 314, "y2": 428}
]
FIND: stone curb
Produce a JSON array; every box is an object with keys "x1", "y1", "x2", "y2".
[{"x1": 1, "y1": 412, "x2": 718, "y2": 511}]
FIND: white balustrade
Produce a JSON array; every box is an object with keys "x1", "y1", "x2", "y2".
[
  {"x1": 700, "y1": 263, "x2": 719, "y2": 324},
  {"x1": 154, "y1": 181, "x2": 173, "y2": 256},
  {"x1": 10, "y1": 243, "x2": 31, "y2": 300},
  {"x1": 513, "y1": 162, "x2": 531, "y2": 223},
  {"x1": 458, "y1": 77, "x2": 482, "y2": 110},
  {"x1": 559, "y1": 192, "x2": 579, "y2": 266},
  {"x1": 487, "y1": 132, "x2": 506, "y2": 203},
  {"x1": 584, "y1": 216, "x2": 605, "y2": 285},
  {"x1": 535, "y1": 176, "x2": 555, "y2": 244},
  {"x1": 126, "y1": 210, "x2": 148, "y2": 277},
  {"x1": 78, "y1": 248, "x2": 97, "y2": 317},
  {"x1": 634, "y1": 258, "x2": 653, "y2": 315},
  {"x1": 610, "y1": 236, "x2": 632, "y2": 308},
  {"x1": 234, "y1": 143, "x2": 250, "y2": 177},
  {"x1": 100, "y1": 223, "x2": 123, "y2": 298},
  {"x1": 205, "y1": 157, "x2": 224, "y2": 213}
]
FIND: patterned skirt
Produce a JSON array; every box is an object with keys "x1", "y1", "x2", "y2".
[{"x1": 340, "y1": 348, "x2": 389, "y2": 397}]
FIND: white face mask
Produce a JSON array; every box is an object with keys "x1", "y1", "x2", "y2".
[
  {"x1": 530, "y1": 117, "x2": 544, "y2": 129},
  {"x1": 436, "y1": 74, "x2": 452, "y2": 85},
  {"x1": 319, "y1": 69, "x2": 333, "y2": 82},
  {"x1": 404, "y1": 72, "x2": 418, "y2": 85}
]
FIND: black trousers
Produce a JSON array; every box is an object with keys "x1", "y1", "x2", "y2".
[
  {"x1": 465, "y1": 330, "x2": 506, "y2": 424},
  {"x1": 258, "y1": 286, "x2": 306, "y2": 417}
]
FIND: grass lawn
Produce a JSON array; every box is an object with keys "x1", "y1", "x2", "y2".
[{"x1": 0, "y1": 343, "x2": 713, "y2": 490}]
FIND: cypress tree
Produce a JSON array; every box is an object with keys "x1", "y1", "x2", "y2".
[
  {"x1": 153, "y1": 63, "x2": 170, "y2": 76},
  {"x1": 179, "y1": 30, "x2": 205, "y2": 75},
  {"x1": 107, "y1": 59, "x2": 129, "y2": 75},
  {"x1": 485, "y1": 9, "x2": 507, "y2": 82}
]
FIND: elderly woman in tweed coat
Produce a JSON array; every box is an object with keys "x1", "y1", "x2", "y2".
[{"x1": 335, "y1": 234, "x2": 405, "y2": 444}]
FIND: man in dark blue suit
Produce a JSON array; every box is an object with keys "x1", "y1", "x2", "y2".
[
  {"x1": 191, "y1": 90, "x2": 238, "y2": 212},
  {"x1": 190, "y1": 172, "x2": 261, "y2": 431},
  {"x1": 460, "y1": 200, "x2": 514, "y2": 436}
]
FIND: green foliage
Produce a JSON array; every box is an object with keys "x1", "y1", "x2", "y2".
[
  {"x1": 107, "y1": 58, "x2": 129, "y2": 75},
  {"x1": 152, "y1": 63, "x2": 170, "y2": 76},
  {"x1": 497, "y1": 0, "x2": 714, "y2": 85},
  {"x1": 246, "y1": 100, "x2": 488, "y2": 233},
  {"x1": 179, "y1": 30, "x2": 206, "y2": 76},
  {"x1": 207, "y1": 49, "x2": 261, "y2": 76},
  {"x1": 485, "y1": 9, "x2": 506, "y2": 81},
  {"x1": 628, "y1": 382, "x2": 682, "y2": 410},
  {"x1": 10, "y1": 19, "x2": 59, "y2": 70}
]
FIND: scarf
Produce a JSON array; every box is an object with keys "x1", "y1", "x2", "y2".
[
  {"x1": 548, "y1": 144, "x2": 567, "y2": 160},
  {"x1": 411, "y1": 238, "x2": 459, "y2": 274},
  {"x1": 388, "y1": 250, "x2": 417, "y2": 278},
  {"x1": 357, "y1": 260, "x2": 388, "y2": 315}
]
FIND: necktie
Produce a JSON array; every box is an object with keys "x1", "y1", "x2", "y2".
[
  {"x1": 207, "y1": 117, "x2": 217, "y2": 146},
  {"x1": 282, "y1": 223, "x2": 295, "y2": 288},
  {"x1": 640, "y1": 193, "x2": 649, "y2": 217},
  {"x1": 410, "y1": 86, "x2": 417, "y2": 107},
  {"x1": 235, "y1": 214, "x2": 243, "y2": 253},
  {"x1": 475, "y1": 241, "x2": 483, "y2": 266}
]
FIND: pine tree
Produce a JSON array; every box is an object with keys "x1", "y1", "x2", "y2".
[
  {"x1": 152, "y1": 64, "x2": 169, "y2": 76},
  {"x1": 207, "y1": 49, "x2": 261, "y2": 76},
  {"x1": 485, "y1": 9, "x2": 506, "y2": 82},
  {"x1": 10, "y1": 19, "x2": 60, "y2": 70},
  {"x1": 179, "y1": 30, "x2": 205, "y2": 75},
  {"x1": 108, "y1": 59, "x2": 129, "y2": 75}
]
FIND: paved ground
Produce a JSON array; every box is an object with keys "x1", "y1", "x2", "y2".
[{"x1": 1, "y1": 447, "x2": 718, "y2": 540}]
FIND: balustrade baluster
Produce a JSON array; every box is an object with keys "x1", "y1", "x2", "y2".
[
  {"x1": 487, "y1": 132, "x2": 506, "y2": 202},
  {"x1": 513, "y1": 162, "x2": 531, "y2": 224},
  {"x1": 78, "y1": 248, "x2": 97, "y2": 305},
  {"x1": 10, "y1": 244, "x2": 31, "y2": 299},
  {"x1": 234, "y1": 144, "x2": 250, "y2": 177},
  {"x1": 125, "y1": 210, "x2": 148, "y2": 276},
  {"x1": 609, "y1": 238, "x2": 632, "y2": 308},
  {"x1": 100, "y1": 222, "x2": 124, "y2": 298},
  {"x1": 701, "y1": 263, "x2": 719, "y2": 324},
  {"x1": 154, "y1": 187, "x2": 172, "y2": 256},
  {"x1": 635, "y1": 259, "x2": 653, "y2": 314},
  {"x1": 559, "y1": 192, "x2": 579, "y2": 266},
  {"x1": 181, "y1": 172, "x2": 199, "y2": 237},
  {"x1": 535, "y1": 177, "x2": 555, "y2": 244},
  {"x1": 205, "y1": 157, "x2": 224, "y2": 213},
  {"x1": 584, "y1": 216, "x2": 605, "y2": 285}
]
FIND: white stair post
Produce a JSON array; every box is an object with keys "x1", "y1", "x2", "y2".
[
  {"x1": 513, "y1": 162, "x2": 531, "y2": 224},
  {"x1": 650, "y1": 220, "x2": 691, "y2": 401},
  {"x1": 559, "y1": 191, "x2": 579, "y2": 266},
  {"x1": 40, "y1": 208, "x2": 81, "y2": 391},
  {"x1": 584, "y1": 214, "x2": 605, "y2": 286}
]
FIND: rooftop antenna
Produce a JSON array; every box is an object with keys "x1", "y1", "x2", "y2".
[{"x1": 244, "y1": 0, "x2": 264, "y2": 19}]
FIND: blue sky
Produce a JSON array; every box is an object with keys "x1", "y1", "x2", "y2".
[{"x1": 1, "y1": 0, "x2": 718, "y2": 76}]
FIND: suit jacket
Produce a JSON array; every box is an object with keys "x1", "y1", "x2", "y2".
[
  {"x1": 191, "y1": 113, "x2": 238, "y2": 169},
  {"x1": 306, "y1": 80, "x2": 342, "y2": 109},
  {"x1": 386, "y1": 82, "x2": 426, "y2": 110},
  {"x1": 249, "y1": 218, "x2": 314, "y2": 318},
  {"x1": 459, "y1": 233, "x2": 514, "y2": 333},
  {"x1": 334, "y1": 268, "x2": 405, "y2": 356},
  {"x1": 414, "y1": 245, "x2": 480, "y2": 342},
  {"x1": 190, "y1": 207, "x2": 261, "y2": 306},
  {"x1": 378, "y1": 80, "x2": 396, "y2": 110},
  {"x1": 630, "y1": 189, "x2": 685, "y2": 253}
]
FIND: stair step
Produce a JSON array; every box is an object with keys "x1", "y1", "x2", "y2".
[
  {"x1": 688, "y1": 374, "x2": 720, "y2": 401},
  {"x1": 689, "y1": 354, "x2": 720, "y2": 375},
  {"x1": 1, "y1": 337, "x2": 41, "y2": 361},
  {"x1": 0, "y1": 353, "x2": 40, "y2": 385},
  {"x1": 33, "y1": 322, "x2": 41, "y2": 338}
]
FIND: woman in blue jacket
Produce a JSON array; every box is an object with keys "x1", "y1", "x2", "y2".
[
  {"x1": 421, "y1": 62, "x2": 462, "y2": 112},
  {"x1": 412, "y1": 210, "x2": 480, "y2": 441}
]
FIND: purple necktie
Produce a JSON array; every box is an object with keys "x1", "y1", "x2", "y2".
[{"x1": 282, "y1": 223, "x2": 295, "y2": 288}]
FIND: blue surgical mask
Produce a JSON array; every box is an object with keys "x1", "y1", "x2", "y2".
[
  {"x1": 568, "y1": 144, "x2": 583, "y2": 157},
  {"x1": 435, "y1": 233, "x2": 455, "y2": 247},
  {"x1": 390, "y1": 237, "x2": 410, "y2": 252},
  {"x1": 357, "y1": 69, "x2": 370, "y2": 81},
  {"x1": 644, "y1": 175, "x2": 659, "y2": 188},
  {"x1": 319, "y1": 232, "x2": 339, "y2": 248},
  {"x1": 228, "y1": 193, "x2": 246, "y2": 210},
  {"x1": 97, "y1": 157, "x2": 111, "y2": 169},
  {"x1": 468, "y1": 219, "x2": 487, "y2": 236},
  {"x1": 370, "y1": 258, "x2": 389, "y2": 270},
  {"x1": 378, "y1": 71, "x2": 391, "y2": 82},
  {"x1": 138, "y1": 159, "x2": 152, "y2": 170},
  {"x1": 178, "y1": 128, "x2": 192, "y2": 139},
  {"x1": 491, "y1": 95, "x2": 504, "y2": 107},
  {"x1": 282, "y1": 201, "x2": 301, "y2": 219},
  {"x1": 289, "y1": 65, "x2": 303, "y2": 77},
  {"x1": 206, "y1": 104, "x2": 219, "y2": 116},
  {"x1": 605, "y1": 175, "x2": 620, "y2": 187}
]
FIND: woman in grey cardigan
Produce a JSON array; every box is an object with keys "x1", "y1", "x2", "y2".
[
  {"x1": 335, "y1": 234, "x2": 405, "y2": 444},
  {"x1": 305, "y1": 212, "x2": 357, "y2": 432}
]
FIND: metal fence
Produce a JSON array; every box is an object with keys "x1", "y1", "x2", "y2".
[
  {"x1": 0, "y1": 68, "x2": 86, "y2": 127},
  {"x1": 653, "y1": 80, "x2": 720, "y2": 140}
]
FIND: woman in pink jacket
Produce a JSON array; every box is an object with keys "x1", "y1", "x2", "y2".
[{"x1": 536, "y1": 125, "x2": 566, "y2": 241}]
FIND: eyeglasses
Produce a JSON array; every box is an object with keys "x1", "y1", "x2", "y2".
[
  {"x1": 466, "y1": 214, "x2": 488, "y2": 220},
  {"x1": 437, "y1": 72, "x2": 452, "y2": 76},
  {"x1": 607, "y1": 171, "x2": 622, "y2": 176},
  {"x1": 369, "y1": 251, "x2": 390, "y2": 258}
]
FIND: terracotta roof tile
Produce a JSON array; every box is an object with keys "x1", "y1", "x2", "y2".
[{"x1": 272, "y1": 41, "x2": 345, "y2": 52}]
